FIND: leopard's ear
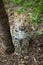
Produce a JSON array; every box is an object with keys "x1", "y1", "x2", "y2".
[
  {"x1": 14, "y1": 12, "x2": 20, "y2": 18},
  {"x1": 26, "y1": 13, "x2": 32, "y2": 20}
]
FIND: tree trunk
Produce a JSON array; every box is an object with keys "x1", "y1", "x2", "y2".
[{"x1": 0, "y1": 0, "x2": 14, "y2": 54}]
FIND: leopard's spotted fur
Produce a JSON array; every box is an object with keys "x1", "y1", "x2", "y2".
[{"x1": 5, "y1": 4, "x2": 34, "y2": 55}]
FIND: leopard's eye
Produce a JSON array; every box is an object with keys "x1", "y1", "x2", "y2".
[
  {"x1": 17, "y1": 19, "x2": 21, "y2": 23},
  {"x1": 19, "y1": 19, "x2": 21, "y2": 22},
  {"x1": 25, "y1": 19, "x2": 27, "y2": 22},
  {"x1": 16, "y1": 19, "x2": 21, "y2": 23}
]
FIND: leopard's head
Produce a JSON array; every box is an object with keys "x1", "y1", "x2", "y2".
[{"x1": 14, "y1": 13, "x2": 32, "y2": 32}]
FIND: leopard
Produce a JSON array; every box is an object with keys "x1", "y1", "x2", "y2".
[
  {"x1": 10, "y1": 13, "x2": 34, "y2": 55},
  {"x1": 5, "y1": 3, "x2": 34, "y2": 55}
]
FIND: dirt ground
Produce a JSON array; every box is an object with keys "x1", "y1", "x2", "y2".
[{"x1": 0, "y1": 23, "x2": 43, "y2": 65}]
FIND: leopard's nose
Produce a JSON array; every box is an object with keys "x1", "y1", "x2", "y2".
[
  {"x1": 21, "y1": 24, "x2": 24, "y2": 27},
  {"x1": 20, "y1": 21, "x2": 24, "y2": 27}
]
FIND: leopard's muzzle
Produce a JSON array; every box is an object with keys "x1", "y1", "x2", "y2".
[{"x1": 19, "y1": 26, "x2": 25, "y2": 31}]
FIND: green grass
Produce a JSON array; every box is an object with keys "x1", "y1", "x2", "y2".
[
  {"x1": 12, "y1": 0, "x2": 23, "y2": 5},
  {"x1": 38, "y1": 31, "x2": 43, "y2": 36},
  {"x1": 3, "y1": 0, "x2": 43, "y2": 27},
  {"x1": 3, "y1": 0, "x2": 10, "y2": 3},
  {"x1": 3, "y1": 0, "x2": 43, "y2": 13}
]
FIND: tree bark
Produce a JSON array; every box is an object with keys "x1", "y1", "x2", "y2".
[{"x1": 0, "y1": 0, "x2": 14, "y2": 54}]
